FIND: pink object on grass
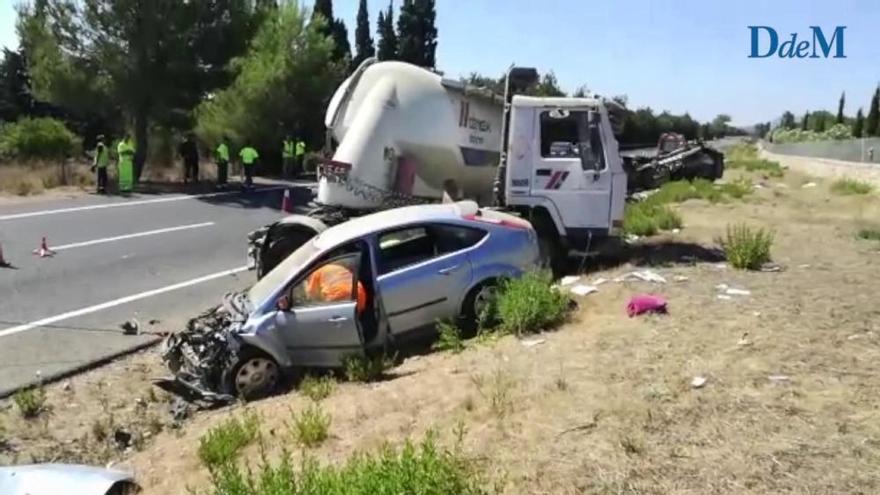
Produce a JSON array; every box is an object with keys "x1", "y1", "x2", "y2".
[{"x1": 626, "y1": 294, "x2": 668, "y2": 317}]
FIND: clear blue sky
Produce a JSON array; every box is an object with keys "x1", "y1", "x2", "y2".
[{"x1": 3, "y1": 0, "x2": 878, "y2": 125}]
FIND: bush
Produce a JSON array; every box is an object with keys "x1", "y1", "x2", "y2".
[
  {"x1": 289, "y1": 404, "x2": 331, "y2": 448},
  {"x1": 0, "y1": 117, "x2": 80, "y2": 160},
  {"x1": 721, "y1": 178, "x2": 754, "y2": 199},
  {"x1": 727, "y1": 158, "x2": 785, "y2": 177},
  {"x1": 624, "y1": 202, "x2": 682, "y2": 236},
  {"x1": 299, "y1": 374, "x2": 336, "y2": 402},
  {"x1": 857, "y1": 228, "x2": 880, "y2": 241},
  {"x1": 14, "y1": 386, "x2": 47, "y2": 419},
  {"x1": 205, "y1": 434, "x2": 485, "y2": 494},
  {"x1": 830, "y1": 178, "x2": 873, "y2": 195},
  {"x1": 198, "y1": 412, "x2": 260, "y2": 469},
  {"x1": 496, "y1": 271, "x2": 570, "y2": 336},
  {"x1": 718, "y1": 224, "x2": 774, "y2": 270},
  {"x1": 342, "y1": 354, "x2": 391, "y2": 383},
  {"x1": 432, "y1": 320, "x2": 465, "y2": 353}
]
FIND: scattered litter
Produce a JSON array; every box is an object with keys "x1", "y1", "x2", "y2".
[
  {"x1": 760, "y1": 263, "x2": 784, "y2": 272},
  {"x1": 626, "y1": 294, "x2": 668, "y2": 317},
  {"x1": 797, "y1": 264, "x2": 811, "y2": 269},
  {"x1": 690, "y1": 376, "x2": 708, "y2": 389},
  {"x1": 754, "y1": 183, "x2": 765, "y2": 189},
  {"x1": 615, "y1": 270, "x2": 667, "y2": 284},
  {"x1": 673, "y1": 275, "x2": 689, "y2": 282},
  {"x1": 713, "y1": 263, "x2": 728, "y2": 270},
  {"x1": 752, "y1": 311, "x2": 762, "y2": 317},
  {"x1": 631, "y1": 190, "x2": 658, "y2": 201},
  {"x1": 671, "y1": 228, "x2": 681, "y2": 234},
  {"x1": 560, "y1": 275, "x2": 580, "y2": 286},
  {"x1": 717, "y1": 294, "x2": 733, "y2": 300},
  {"x1": 737, "y1": 333, "x2": 752, "y2": 347},
  {"x1": 520, "y1": 338, "x2": 546, "y2": 348},
  {"x1": 775, "y1": 183, "x2": 789, "y2": 188},
  {"x1": 592, "y1": 277, "x2": 608, "y2": 285},
  {"x1": 570, "y1": 284, "x2": 598, "y2": 296},
  {"x1": 802, "y1": 182, "x2": 817, "y2": 189},
  {"x1": 148, "y1": 319, "x2": 161, "y2": 325},
  {"x1": 715, "y1": 283, "x2": 729, "y2": 291},
  {"x1": 62, "y1": 381, "x2": 72, "y2": 391},
  {"x1": 120, "y1": 319, "x2": 140, "y2": 335},
  {"x1": 768, "y1": 374, "x2": 791, "y2": 384},
  {"x1": 725, "y1": 288, "x2": 751, "y2": 296},
  {"x1": 625, "y1": 234, "x2": 640, "y2": 244}
]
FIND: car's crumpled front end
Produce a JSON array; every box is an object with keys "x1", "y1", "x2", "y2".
[{"x1": 157, "y1": 292, "x2": 252, "y2": 403}]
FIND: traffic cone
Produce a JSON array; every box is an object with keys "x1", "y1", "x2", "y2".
[
  {"x1": 0, "y1": 242, "x2": 10, "y2": 267},
  {"x1": 32, "y1": 236, "x2": 56, "y2": 258},
  {"x1": 281, "y1": 188, "x2": 293, "y2": 213}
]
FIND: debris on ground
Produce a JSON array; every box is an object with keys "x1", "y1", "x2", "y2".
[
  {"x1": 559, "y1": 276, "x2": 580, "y2": 286},
  {"x1": 760, "y1": 263, "x2": 785, "y2": 272},
  {"x1": 570, "y1": 284, "x2": 598, "y2": 296},
  {"x1": 737, "y1": 332, "x2": 753, "y2": 347},
  {"x1": 626, "y1": 294, "x2": 668, "y2": 317},
  {"x1": 615, "y1": 270, "x2": 667, "y2": 284},
  {"x1": 673, "y1": 275, "x2": 689, "y2": 282},
  {"x1": 691, "y1": 376, "x2": 708, "y2": 389},
  {"x1": 592, "y1": 277, "x2": 608, "y2": 285},
  {"x1": 768, "y1": 375, "x2": 791, "y2": 384},
  {"x1": 715, "y1": 284, "x2": 751, "y2": 297},
  {"x1": 717, "y1": 294, "x2": 733, "y2": 300},
  {"x1": 119, "y1": 319, "x2": 139, "y2": 336},
  {"x1": 520, "y1": 338, "x2": 546, "y2": 348},
  {"x1": 802, "y1": 182, "x2": 817, "y2": 189}
]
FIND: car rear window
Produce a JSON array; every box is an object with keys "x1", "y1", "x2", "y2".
[
  {"x1": 431, "y1": 224, "x2": 486, "y2": 254},
  {"x1": 377, "y1": 224, "x2": 486, "y2": 275}
]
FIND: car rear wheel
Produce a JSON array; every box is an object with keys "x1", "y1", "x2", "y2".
[
  {"x1": 222, "y1": 348, "x2": 280, "y2": 400},
  {"x1": 460, "y1": 281, "x2": 498, "y2": 335}
]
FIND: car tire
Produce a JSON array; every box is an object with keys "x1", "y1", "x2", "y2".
[
  {"x1": 460, "y1": 281, "x2": 499, "y2": 335},
  {"x1": 222, "y1": 347, "x2": 280, "y2": 400}
]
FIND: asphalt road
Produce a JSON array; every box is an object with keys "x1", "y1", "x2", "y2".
[{"x1": 0, "y1": 181, "x2": 314, "y2": 397}]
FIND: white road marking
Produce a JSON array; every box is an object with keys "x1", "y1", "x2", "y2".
[
  {"x1": 0, "y1": 266, "x2": 249, "y2": 338},
  {"x1": 52, "y1": 222, "x2": 215, "y2": 251},
  {"x1": 0, "y1": 186, "x2": 288, "y2": 221}
]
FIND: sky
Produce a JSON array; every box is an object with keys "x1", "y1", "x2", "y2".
[{"x1": 2, "y1": 0, "x2": 879, "y2": 126}]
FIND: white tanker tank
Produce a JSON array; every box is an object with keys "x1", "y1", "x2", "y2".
[{"x1": 319, "y1": 59, "x2": 505, "y2": 209}]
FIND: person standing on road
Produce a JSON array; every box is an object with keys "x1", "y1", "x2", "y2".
[
  {"x1": 215, "y1": 136, "x2": 230, "y2": 188},
  {"x1": 239, "y1": 144, "x2": 259, "y2": 188},
  {"x1": 92, "y1": 134, "x2": 110, "y2": 194},
  {"x1": 117, "y1": 133, "x2": 135, "y2": 193},
  {"x1": 179, "y1": 133, "x2": 200, "y2": 185},
  {"x1": 295, "y1": 137, "x2": 306, "y2": 177},
  {"x1": 282, "y1": 135, "x2": 295, "y2": 179}
]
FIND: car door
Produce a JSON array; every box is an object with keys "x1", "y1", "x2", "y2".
[
  {"x1": 375, "y1": 225, "x2": 473, "y2": 339},
  {"x1": 274, "y1": 251, "x2": 365, "y2": 367}
]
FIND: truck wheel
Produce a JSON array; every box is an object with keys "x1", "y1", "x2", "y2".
[
  {"x1": 538, "y1": 235, "x2": 566, "y2": 278},
  {"x1": 222, "y1": 348, "x2": 280, "y2": 400},
  {"x1": 258, "y1": 228, "x2": 314, "y2": 279}
]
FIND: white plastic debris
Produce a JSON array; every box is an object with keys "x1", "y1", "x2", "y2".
[
  {"x1": 520, "y1": 338, "x2": 546, "y2": 347},
  {"x1": 560, "y1": 275, "x2": 580, "y2": 286},
  {"x1": 615, "y1": 270, "x2": 667, "y2": 284},
  {"x1": 713, "y1": 263, "x2": 728, "y2": 270},
  {"x1": 592, "y1": 277, "x2": 608, "y2": 286},
  {"x1": 671, "y1": 228, "x2": 681, "y2": 234},
  {"x1": 625, "y1": 234, "x2": 640, "y2": 244},
  {"x1": 768, "y1": 374, "x2": 791, "y2": 383},
  {"x1": 802, "y1": 182, "x2": 817, "y2": 188},
  {"x1": 717, "y1": 294, "x2": 733, "y2": 300},
  {"x1": 673, "y1": 275, "x2": 689, "y2": 282},
  {"x1": 775, "y1": 183, "x2": 789, "y2": 188},
  {"x1": 691, "y1": 376, "x2": 708, "y2": 389},
  {"x1": 725, "y1": 288, "x2": 751, "y2": 296},
  {"x1": 737, "y1": 333, "x2": 753, "y2": 346},
  {"x1": 570, "y1": 284, "x2": 598, "y2": 296},
  {"x1": 715, "y1": 283, "x2": 729, "y2": 291}
]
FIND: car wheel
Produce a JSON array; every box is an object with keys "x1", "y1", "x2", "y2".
[
  {"x1": 460, "y1": 281, "x2": 498, "y2": 335},
  {"x1": 222, "y1": 348, "x2": 280, "y2": 400}
]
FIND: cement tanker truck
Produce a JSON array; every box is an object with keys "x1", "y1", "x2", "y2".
[{"x1": 249, "y1": 58, "x2": 632, "y2": 276}]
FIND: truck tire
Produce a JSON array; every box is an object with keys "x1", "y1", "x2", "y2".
[
  {"x1": 222, "y1": 347, "x2": 280, "y2": 400},
  {"x1": 258, "y1": 227, "x2": 315, "y2": 279}
]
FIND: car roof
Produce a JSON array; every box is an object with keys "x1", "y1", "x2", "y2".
[{"x1": 313, "y1": 200, "x2": 479, "y2": 250}]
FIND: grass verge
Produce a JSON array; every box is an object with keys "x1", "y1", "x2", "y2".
[
  {"x1": 718, "y1": 223, "x2": 774, "y2": 270},
  {"x1": 831, "y1": 178, "x2": 873, "y2": 195},
  {"x1": 204, "y1": 434, "x2": 485, "y2": 494},
  {"x1": 433, "y1": 320, "x2": 466, "y2": 353},
  {"x1": 14, "y1": 386, "x2": 47, "y2": 419},
  {"x1": 342, "y1": 354, "x2": 392, "y2": 383},
  {"x1": 197, "y1": 411, "x2": 260, "y2": 470},
  {"x1": 495, "y1": 271, "x2": 570, "y2": 336},
  {"x1": 298, "y1": 374, "x2": 336, "y2": 402},
  {"x1": 289, "y1": 404, "x2": 331, "y2": 448},
  {"x1": 856, "y1": 228, "x2": 880, "y2": 241}
]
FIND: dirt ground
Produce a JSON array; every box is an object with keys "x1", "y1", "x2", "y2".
[{"x1": 2, "y1": 164, "x2": 879, "y2": 494}]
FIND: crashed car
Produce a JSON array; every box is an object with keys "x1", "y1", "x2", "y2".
[
  {"x1": 161, "y1": 200, "x2": 540, "y2": 399},
  {"x1": 0, "y1": 463, "x2": 139, "y2": 495}
]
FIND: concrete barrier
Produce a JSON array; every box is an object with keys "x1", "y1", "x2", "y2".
[{"x1": 760, "y1": 147, "x2": 880, "y2": 188}]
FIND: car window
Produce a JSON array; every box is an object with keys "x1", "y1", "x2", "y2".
[
  {"x1": 430, "y1": 224, "x2": 486, "y2": 254},
  {"x1": 378, "y1": 227, "x2": 436, "y2": 275},
  {"x1": 289, "y1": 252, "x2": 359, "y2": 308}
]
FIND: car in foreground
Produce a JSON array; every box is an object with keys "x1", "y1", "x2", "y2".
[{"x1": 160, "y1": 200, "x2": 540, "y2": 400}]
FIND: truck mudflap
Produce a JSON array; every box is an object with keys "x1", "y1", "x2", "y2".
[{"x1": 155, "y1": 294, "x2": 249, "y2": 405}]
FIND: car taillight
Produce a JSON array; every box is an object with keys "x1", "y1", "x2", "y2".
[{"x1": 462, "y1": 213, "x2": 532, "y2": 230}]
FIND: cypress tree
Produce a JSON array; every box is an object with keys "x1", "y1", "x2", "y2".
[
  {"x1": 853, "y1": 108, "x2": 864, "y2": 137},
  {"x1": 837, "y1": 91, "x2": 845, "y2": 124},
  {"x1": 867, "y1": 86, "x2": 880, "y2": 137},
  {"x1": 353, "y1": 0, "x2": 375, "y2": 68},
  {"x1": 376, "y1": 1, "x2": 397, "y2": 60}
]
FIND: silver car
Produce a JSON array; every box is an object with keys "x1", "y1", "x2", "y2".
[{"x1": 161, "y1": 201, "x2": 539, "y2": 400}]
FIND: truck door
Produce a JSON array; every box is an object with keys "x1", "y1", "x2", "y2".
[{"x1": 531, "y1": 109, "x2": 612, "y2": 237}]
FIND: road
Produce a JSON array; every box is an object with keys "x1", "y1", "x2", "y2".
[{"x1": 0, "y1": 182, "x2": 313, "y2": 397}]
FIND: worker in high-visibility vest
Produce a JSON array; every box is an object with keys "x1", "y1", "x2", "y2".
[
  {"x1": 117, "y1": 133, "x2": 135, "y2": 193},
  {"x1": 215, "y1": 136, "x2": 230, "y2": 188},
  {"x1": 306, "y1": 262, "x2": 368, "y2": 314},
  {"x1": 239, "y1": 144, "x2": 259, "y2": 188},
  {"x1": 282, "y1": 135, "x2": 295, "y2": 179},
  {"x1": 295, "y1": 137, "x2": 306, "y2": 176},
  {"x1": 92, "y1": 134, "x2": 110, "y2": 194}
]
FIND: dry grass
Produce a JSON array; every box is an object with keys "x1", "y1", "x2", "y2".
[{"x1": 0, "y1": 161, "x2": 94, "y2": 195}]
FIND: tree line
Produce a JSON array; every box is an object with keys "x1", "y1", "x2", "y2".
[{"x1": 759, "y1": 87, "x2": 880, "y2": 143}]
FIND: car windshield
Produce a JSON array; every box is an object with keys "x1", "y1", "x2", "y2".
[{"x1": 248, "y1": 239, "x2": 320, "y2": 307}]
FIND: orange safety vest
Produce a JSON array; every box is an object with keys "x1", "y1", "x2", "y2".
[{"x1": 306, "y1": 263, "x2": 367, "y2": 313}]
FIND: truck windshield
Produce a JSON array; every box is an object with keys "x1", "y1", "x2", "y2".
[{"x1": 248, "y1": 240, "x2": 320, "y2": 308}]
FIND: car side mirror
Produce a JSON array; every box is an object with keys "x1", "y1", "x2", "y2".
[{"x1": 276, "y1": 295, "x2": 291, "y2": 312}]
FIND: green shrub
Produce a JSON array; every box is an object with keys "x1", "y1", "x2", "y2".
[
  {"x1": 830, "y1": 178, "x2": 873, "y2": 195},
  {"x1": 432, "y1": 320, "x2": 465, "y2": 353},
  {"x1": 14, "y1": 386, "x2": 47, "y2": 419},
  {"x1": 0, "y1": 117, "x2": 80, "y2": 160},
  {"x1": 725, "y1": 143, "x2": 759, "y2": 161},
  {"x1": 624, "y1": 202, "x2": 682, "y2": 236},
  {"x1": 342, "y1": 354, "x2": 391, "y2": 383},
  {"x1": 856, "y1": 228, "x2": 880, "y2": 241},
  {"x1": 721, "y1": 178, "x2": 754, "y2": 199},
  {"x1": 299, "y1": 374, "x2": 336, "y2": 402},
  {"x1": 197, "y1": 412, "x2": 260, "y2": 469},
  {"x1": 726, "y1": 158, "x2": 784, "y2": 177},
  {"x1": 496, "y1": 271, "x2": 570, "y2": 336},
  {"x1": 289, "y1": 404, "x2": 331, "y2": 448},
  {"x1": 718, "y1": 224, "x2": 774, "y2": 270},
  {"x1": 205, "y1": 434, "x2": 485, "y2": 494}
]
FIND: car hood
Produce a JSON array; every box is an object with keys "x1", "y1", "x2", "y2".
[{"x1": 0, "y1": 464, "x2": 138, "y2": 495}]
